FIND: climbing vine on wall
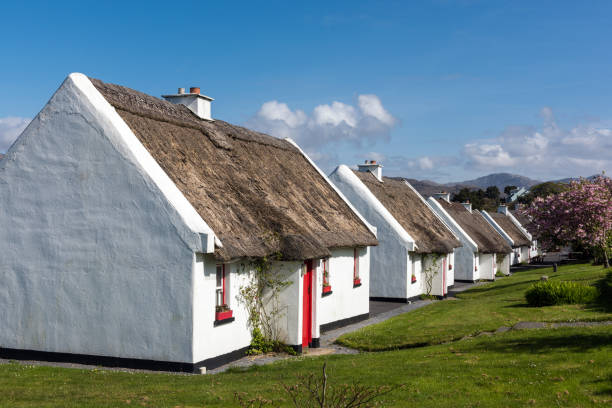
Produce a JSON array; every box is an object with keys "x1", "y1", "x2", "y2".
[
  {"x1": 422, "y1": 253, "x2": 442, "y2": 297},
  {"x1": 238, "y1": 255, "x2": 294, "y2": 354}
]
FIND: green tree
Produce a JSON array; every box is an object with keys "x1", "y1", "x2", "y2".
[
  {"x1": 518, "y1": 182, "x2": 569, "y2": 205},
  {"x1": 504, "y1": 185, "x2": 517, "y2": 196},
  {"x1": 485, "y1": 186, "x2": 500, "y2": 200}
]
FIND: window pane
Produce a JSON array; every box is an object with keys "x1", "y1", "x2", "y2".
[{"x1": 216, "y1": 265, "x2": 222, "y2": 288}]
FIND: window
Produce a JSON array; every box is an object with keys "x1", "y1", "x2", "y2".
[
  {"x1": 353, "y1": 248, "x2": 361, "y2": 287},
  {"x1": 215, "y1": 264, "x2": 233, "y2": 324},
  {"x1": 322, "y1": 258, "x2": 332, "y2": 295},
  {"x1": 215, "y1": 264, "x2": 226, "y2": 307}
]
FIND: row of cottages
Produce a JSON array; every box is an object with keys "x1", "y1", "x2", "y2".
[
  {"x1": 0, "y1": 74, "x2": 378, "y2": 372},
  {"x1": 510, "y1": 209, "x2": 540, "y2": 260},
  {"x1": 481, "y1": 206, "x2": 533, "y2": 265},
  {"x1": 329, "y1": 162, "x2": 462, "y2": 300},
  {"x1": 427, "y1": 194, "x2": 512, "y2": 281}
]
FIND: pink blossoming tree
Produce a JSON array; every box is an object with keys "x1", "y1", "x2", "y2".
[{"x1": 523, "y1": 175, "x2": 612, "y2": 268}]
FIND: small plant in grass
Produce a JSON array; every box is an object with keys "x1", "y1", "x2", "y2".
[
  {"x1": 495, "y1": 271, "x2": 505, "y2": 278},
  {"x1": 525, "y1": 281, "x2": 599, "y2": 307},
  {"x1": 235, "y1": 362, "x2": 400, "y2": 407}
]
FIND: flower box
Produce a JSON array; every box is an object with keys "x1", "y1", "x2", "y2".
[
  {"x1": 353, "y1": 278, "x2": 362, "y2": 287},
  {"x1": 449, "y1": 264, "x2": 453, "y2": 270},
  {"x1": 215, "y1": 309, "x2": 233, "y2": 321},
  {"x1": 322, "y1": 285, "x2": 332, "y2": 294},
  {"x1": 411, "y1": 275, "x2": 417, "y2": 284}
]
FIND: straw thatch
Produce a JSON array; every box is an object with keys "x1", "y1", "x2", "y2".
[
  {"x1": 90, "y1": 78, "x2": 377, "y2": 261},
  {"x1": 354, "y1": 172, "x2": 461, "y2": 253},
  {"x1": 511, "y1": 210, "x2": 536, "y2": 235},
  {"x1": 488, "y1": 212, "x2": 531, "y2": 247},
  {"x1": 435, "y1": 199, "x2": 511, "y2": 254}
]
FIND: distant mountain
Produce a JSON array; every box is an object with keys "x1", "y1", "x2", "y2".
[
  {"x1": 403, "y1": 178, "x2": 476, "y2": 198},
  {"x1": 553, "y1": 174, "x2": 600, "y2": 184},
  {"x1": 457, "y1": 173, "x2": 541, "y2": 191},
  {"x1": 401, "y1": 173, "x2": 541, "y2": 198}
]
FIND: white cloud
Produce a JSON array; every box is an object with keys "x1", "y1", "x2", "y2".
[
  {"x1": 357, "y1": 94, "x2": 396, "y2": 126},
  {"x1": 0, "y1": 117, "x2": 30, "y2": 152},
  {"x1": 257, "y1": 101, "x2": 307, "y2": 128},
  {"x1": 462, "y1": 107, "x2": 612, "y2": 179},
  {"x1": 313, "y1": 102, "x2": 357, "y2": 127},
  {"x1": 247, "y1": 94, "x2": 397, "y2": 159}
]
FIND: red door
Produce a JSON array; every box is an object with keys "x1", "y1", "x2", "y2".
[
  {"x1": 442, "y1": 257, "x2": 447, "y2": 295},
  {"x1": 302, "y1": 260, "x2": 313, "y2": 348}
]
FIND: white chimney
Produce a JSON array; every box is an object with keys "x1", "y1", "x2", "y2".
[
  {"x1": 498, "y1": 204, "x2": 509, "y2": 215},
  {"x1": 433, "y1": 192, "x2": 451, "y2": 203},
  {"x1": 162, "y1": 86, "x2": 214, "y2": 121},
  {"x1": 461, "y1": 201, "x2": 472, "y2": 213},
  {"x1": 357, "y1": 160, "x2": 383, "y2": 182}
]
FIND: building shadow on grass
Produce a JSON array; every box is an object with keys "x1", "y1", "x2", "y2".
[
  {"x1": 461, "y1": 280, "x2": 535, "y2": 296},
  {"x1": 468, "y1": 330, "x2": 612, "y2": 354}
]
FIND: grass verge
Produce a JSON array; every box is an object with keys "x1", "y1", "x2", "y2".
[
  {"x1": 0, "y1": 326, "x2": 610, "y2": 407},
  {"x1": 337, "y1": 262, "x2": 611, "y2": 351}
]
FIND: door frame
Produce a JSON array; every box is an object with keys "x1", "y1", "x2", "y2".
[{"x1": 302, "y1": 260, "x2": 313, "y2": 348}]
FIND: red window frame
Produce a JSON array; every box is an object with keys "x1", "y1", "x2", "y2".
[
  {"x1": 216, "y1": 264, "x2": 227, "y2": 306},
  {"x1": 323, "y1": 259, "x2": 329, "y2": 286}
]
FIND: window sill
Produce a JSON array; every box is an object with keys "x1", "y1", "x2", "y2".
[
  {"x1": 214, "y1": 317, "x2": 235, "y2": 327},
  {"x1": 353, "y1": 279, "x2": 362, "y2": 288},
  {"x1": 322, "y1": 288, "x2": 333, "y2": 297}
]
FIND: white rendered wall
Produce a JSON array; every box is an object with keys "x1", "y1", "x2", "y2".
[
  {"x1": 520, "y1": 246, "x2": 529, "y2": 263},
  {"x1": 479, "y1": 253, "x2": 496, "y2": 280},
  {"x1": 318, "y1": 247, "x2": 370, "y2": 328},
  {"x1": 329, "y1": 166, "x2": 415, "y2": 299},
  {"x1": 192, "y1": 255, "x2": 252, "y2": 363},
  {"x1": 271, "y1": 262, "x2": 303, "y2": 347},
  {"x1": 407, "y1": 253, "x2": 423, "y2": 299},
  {"x1": 498, "y1": 253, "x2": 511, "y2": 275},
  {"x1": 447, "y1": 252, "x2": 455, "y2": 287},
  {"x1": 0, "y1": 75, "x2": 211, "y2": 364},
  {"x1": 427, "y1": 198, "x2": 479, "y2": 282},
  {"x1": 420, "y1": 254, "x2": 451, "y2": 297}
]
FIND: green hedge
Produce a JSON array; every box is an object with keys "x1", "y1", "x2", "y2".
[{"x1": 525, "y1": 280, "x2": 599, "y2": 307}]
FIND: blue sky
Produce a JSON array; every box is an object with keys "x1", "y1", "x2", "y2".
[{"x1": 1, "y1": 1, "x2": 611, "y2": 182}]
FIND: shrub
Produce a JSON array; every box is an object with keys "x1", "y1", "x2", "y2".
[
  {"x1": 596, "y1": 272, "x2": 612, "y2": 308},
  {"x1": 525, "y1": 280, "x2": 599, "y2": 307}
]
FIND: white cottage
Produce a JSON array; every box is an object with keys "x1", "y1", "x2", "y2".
[
  {"x1": 329, "y1": 163, "x2": 461, "y2": 300},
  {"x1": 510, "y1": 209, "x2": 540, "y2": 260},
  {"x1": 482, "y1": 206, "x2": 533, "y2": 265},
  {"x1": 427, "y1": 194, "x2": 512, "y2": 281},
  {"x1": 0, "y1": 74, "x2": 378, "y2": 372}
]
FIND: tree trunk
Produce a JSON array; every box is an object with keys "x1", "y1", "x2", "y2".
[{"x1": 604, "y1": 245, "x2": 610, "y2": 269}]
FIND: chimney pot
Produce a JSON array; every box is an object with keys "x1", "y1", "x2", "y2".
[{"x1": 163, "y1": 87, "x2": 214, "y2": 121}]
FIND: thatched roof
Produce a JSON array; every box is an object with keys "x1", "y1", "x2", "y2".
[
  {"x1": 354, "y1": 172, "x2": 461, "y2": 254},
  {"x1": 91, "y1": 78, "x2": 377, "y2": 261},
  {"x1": 435, "y1": 199, "x2": 511, "y2": 254},
  {"x1": 488, "y1": 212, "x2": 531, "y2": 247},
  {"x1": 511, "y1": 210, "x2": 536, "y2": 235}
]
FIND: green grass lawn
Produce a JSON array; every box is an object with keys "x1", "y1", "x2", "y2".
[
  {"x1": 1, "y1": 326, "x2": 610, "y2": 407},
  {"x1": 338, "y1": 263, "x2": 612, "y2": 351},
  {"x1": 1, "y1": 262, "x2": 610, "y2": 407}
]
